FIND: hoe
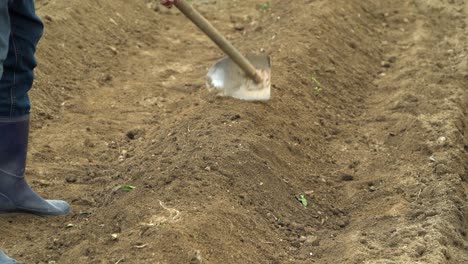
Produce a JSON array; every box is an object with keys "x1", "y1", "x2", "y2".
[{"x1": 172, "y1": 0, "x2": 272, "y2": 101}]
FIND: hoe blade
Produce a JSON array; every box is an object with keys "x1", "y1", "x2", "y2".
[{"x1": 206, "y1": 54, "x2": 271, "y2": 101}]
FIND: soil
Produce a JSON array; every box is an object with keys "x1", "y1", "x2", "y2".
[{"x1": 0, "y1": 0, "x2": 467, "y2": 263}]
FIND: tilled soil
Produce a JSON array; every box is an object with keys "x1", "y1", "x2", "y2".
[{"x1": 0, "y1": 0, "x2": 467, "y2": 263}]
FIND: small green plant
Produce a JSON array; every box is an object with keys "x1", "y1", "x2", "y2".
[
  {"x1": 296, "y1": 194, "x2": 308, "y2": 207},
  {"x1": 311, "y1": 75, "x2": 323, "y2": 93},
  {"x1": 121, "y1": 185, "x2": 136, "y2": 191},
  {"x1": 259, "y1": 2, "x2": 271, "y2": 11}
]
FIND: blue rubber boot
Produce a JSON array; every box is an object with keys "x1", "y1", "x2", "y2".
[
  {"x1": 0, "y1": 115, "x2": 70, "y2": 216},
  {"x1": 0, "y1": 251, "x2": 17, "y2": 264}
]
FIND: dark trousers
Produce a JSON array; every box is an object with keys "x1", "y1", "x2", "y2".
[{"x1": 0, "y1": 0, "x2": 43, "y2": 117}]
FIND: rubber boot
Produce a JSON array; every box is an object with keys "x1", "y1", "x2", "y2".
[
  {"x1": 0, "y1": 115, "x2": 70, "y2": 216},
  {"x1": 0, "y1": 251, "x2": 17, "y2": 264}
]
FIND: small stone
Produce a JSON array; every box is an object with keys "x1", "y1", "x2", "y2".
[
  {"x1": 190, "y1": 257, "x2": 201, "y2": 264},
  {"x1": 108, "y1": 46, "x2": 118, "y2": 55},
  {"x1": 83, "y1": 139, "x2": 95, "y2": 148},
  {"x1": 337, "y1": 219, "x2": 348, "y2": 228},
  {"x1": 291, "y1": 240, "x2": 302, "y2": 248},
  {"x1": 381, "y1": 61, "x2": 391, "y2": 68},
  {"x1": 280, "y1": 218, "x2": 291, "y2": 227},
  {"x1": 348, "y1": 42, "x2": 357, "y2": 49},
  {"x1": 75, "y1": 197, "x2": 96, "y2": 206},
  {"x1": 436, "y1": 136, "x2": 447, "y2": 146},
  {"x1": 230, "y1": 114, "x2": 241, "y2": 121},
  {"x1": 341, "y1": 174, "x2": 354, "y2": 181},
  {"x1": 415, "y1": 244, "x2": 426, "y2": 256},
  {"x1": 304, "y1": 236, "x2": 320, "y2": 246},
  {"x1": 126, "y1": 129, "x2": 143, "y2": 140},
  {"x1": 233, "y1": 23, "x2": 245, "y2": 31},
  {"x1": 102, "y1": 74, "x2": 113, "y2": 83},
  {"x1": 65, "y1": 175, "x2": 77, "y2": 183},
  {"x1": 190, "y1": 250, "x2": 202, "y2": 264},
  {"x1": 424, "y1": 211, "x2": 438, "y2": 217},
  {"x1": 34, "y1": 179, "x2": 51, "y2": 187},
  {"x1": 290, "y1": 222, "x2": 305, "y2": 230},
  {"x1": 44, "y1": 15, "x2": 53, "y2": 22}
]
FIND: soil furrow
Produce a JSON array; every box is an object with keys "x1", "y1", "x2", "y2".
[{"x1": 319, "y1": 0, "x2": 468, "y2": 263}]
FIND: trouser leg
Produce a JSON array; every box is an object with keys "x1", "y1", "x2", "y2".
[{"x1": 0, "y1": 0, "x2": 43, "y2": 117}]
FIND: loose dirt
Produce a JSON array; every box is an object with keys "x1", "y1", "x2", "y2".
[{"x1": 0, "y1": 0, "x2": 466, "y2": 263}]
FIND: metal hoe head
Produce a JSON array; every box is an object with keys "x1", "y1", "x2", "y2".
[{"x1": 206, "y1": 54, "x2": 271, "y2": 101}]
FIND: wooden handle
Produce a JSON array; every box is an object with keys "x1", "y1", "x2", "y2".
[{"x1": 174, "y1": 0, "x2": 262, "y2": 83}]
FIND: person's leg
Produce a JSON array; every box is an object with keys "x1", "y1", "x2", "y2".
[
  {"x1": 0, "y1": 3, "x2": 17, "y2": 264},
  {"x1": 0, "y1": 0, "x2": 70, "y2": 216},
  {"x1": 0, "y1": 0, "x2": 42, "y2": 116},
  {"x1": 0, "y1": 0, "x2": 10, "y2": 80}
]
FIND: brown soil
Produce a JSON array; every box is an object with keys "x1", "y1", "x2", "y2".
[{"x1": 1, "y1": 0, "x2": 467, "y2": 263}]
